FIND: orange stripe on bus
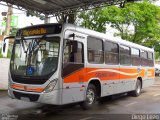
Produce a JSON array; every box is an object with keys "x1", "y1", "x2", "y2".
[
  {"x1": 147, "y1": 69, "x2": 155, "y2": 77},
  {"x1": 11, "y1": 84, "x2": 24, "y2": 90},
  {"x1": 27, "y1": 87, "x2": 44, "y2": 92},
  {"x1": 64, "y1": 68, "x2": 154, "y2": 83},
  {"x1": 64, "y1": 68, "x2": 86, "y2": 83},
  {"x1": 11, "y1": 84, "x2": 44, "y2": 93}
]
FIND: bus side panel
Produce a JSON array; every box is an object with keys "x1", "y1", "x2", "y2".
[
  {"x1": 142, "y1": 67, "x2": 155, "y2": 88},
  {"x1": 85, "y1": 66, "x2": 137, "y2": 97},
  {"x1": 118, "y1": 67, "x2": 138, "y2": 92},
  {"x1": 85, "y1": 67, "x2": 137, "y2": 97},
  {"x1": 62, "y1": 30, "x2": 87, "y2": 104},
  {"x1": 62, "y1": 68, "x2": 86, "y2": 104},
  {"x1": 86, "y1": 67, "x2": 120, "y2": 97},
  {"x1": 101, "y1": 67, "x2": 137, "y2": 96}
]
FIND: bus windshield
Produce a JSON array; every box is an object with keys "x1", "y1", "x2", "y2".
[{"x1": 10, "y1": 37, "x2": 60, "y2": 77}]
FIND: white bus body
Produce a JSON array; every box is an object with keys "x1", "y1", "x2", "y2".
[{"x1": 8, "y1": 23, "x2": 155, "y2": 109}]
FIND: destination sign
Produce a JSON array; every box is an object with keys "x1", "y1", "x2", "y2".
[
  {"x1": 17, "y1": 24, "x2": 62, "y2": 37},
  {"x1": 22, "y1": 28, "x2": 47, "y2": 36}
]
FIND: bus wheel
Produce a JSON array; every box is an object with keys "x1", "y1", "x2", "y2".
[
  {"x1": 80, "y1": 84, "x2": 97, "y2": 110},
  {"x1": 131, "y1": 79, "x2": 142, "y2": 97}
]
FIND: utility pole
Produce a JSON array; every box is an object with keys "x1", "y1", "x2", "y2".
[{"x1": 4, "y1": 4, "x2": 12, "y2": 36}]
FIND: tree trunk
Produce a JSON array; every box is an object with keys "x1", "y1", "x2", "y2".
[
  {"x1": 44, "y1": 14, "x2": 50, "y2": 23},
  {"x1": 56, "y1": 13, "x2": 76, "y2": 24}
]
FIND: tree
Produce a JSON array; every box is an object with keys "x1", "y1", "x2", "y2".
[
  {"x1": 9, "y1": 27, "x2": 18, "y2": 36},
  {"x1": 77, "y1": 1, "x2": 160, "y2": 57},
  {"x1": 77, "y1": 8, "x2": 106, "y2": 33},
  {"x1": 102, "y1": 1, "x2": 160, "y2": 45},
  {"x1": 103, "y1": 1, "x2": 160, "y2": 58},
  {"x1": 56, "y1": 12, "x2": 76, "y2": 24}
]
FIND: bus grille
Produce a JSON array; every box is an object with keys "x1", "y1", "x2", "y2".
[{"x1": 13, "y1": 91, "x2": 39, "y2": 102}]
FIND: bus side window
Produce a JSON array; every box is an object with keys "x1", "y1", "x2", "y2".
[
  {"x1": 131, "y1": 48, "x2": 140, "y2": 66},
  {"x1": 63, "y1": 40, "x2": 84, "y2": 77},
  {"x1": 64, "y1": 40, "x2": 83, "y2": 63},
  {"x1": 148, "y1": 52, "x2": 154, "y2": 67},
  {"x1": 87, "y1": 36, "x2": 104, "y2": 64},
  {"x1": 105, "y1": 41, "x2": 119, "y2": 65},
  {"x1": 120, "y1": 45, "x2": 131, "y2": 65},
  {"x1": 140, "y1": 50, "x2": 148, "y2": 66}
]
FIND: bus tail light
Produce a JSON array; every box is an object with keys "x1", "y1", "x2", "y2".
[{"x1": 43, "y1": 79, "x2": 58, "y2": 93}]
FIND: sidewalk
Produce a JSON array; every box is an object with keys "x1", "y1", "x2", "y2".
[{"x1": 0, "y1": 58, "x2": 10, "y2": 90}]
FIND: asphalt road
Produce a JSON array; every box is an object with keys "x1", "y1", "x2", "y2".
[{"x1": 0, "y1": 78, "x2": 160, "y2": 120}]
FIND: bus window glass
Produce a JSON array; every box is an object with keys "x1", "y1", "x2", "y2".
[
  {"x1": 131, "y1": 48, "x2": 140, "y2": 66},
  {"x1": 10, "y1": 37, "x2": 60, "y2": 77},
  {"x1": 63, "y1": 41, "x2": 83, "y2": 63},
  {"x1": 105, "y1": 41, "x2": 119, "y2": 64},
  {"x1": 87, "y1": 37, "x2": 104, "y2": 64},
  {"x1": 148, "y1": 52, "x2": 153, "y2": 60},
  {"x1": 120, "y1": 45, "x2": 131, "y2": 65},
  {"x1": 63, "y1": 40, "x2": 84, "y2": 77},
  {"x1": 148, "y1": 52, "x2": 154, "y2": 67},
  {"x1": 141, "y1": 50, "x2": 148, "y2": 66},
  {"x1": 141, "y1": 50, "x2": 147, "y2": 59}
]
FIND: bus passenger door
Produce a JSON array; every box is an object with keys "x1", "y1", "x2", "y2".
[{"x1": 62, "y1": 40, "x2": 85, "y2": 104}]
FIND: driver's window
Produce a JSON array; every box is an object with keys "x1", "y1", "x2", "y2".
[{"x1": 64, "y1": 40, "x2": 84, "y2": 63}]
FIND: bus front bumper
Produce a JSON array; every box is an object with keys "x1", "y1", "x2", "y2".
[{"x1": 8, "y1": 87, "x2": 61, "y2": 105}]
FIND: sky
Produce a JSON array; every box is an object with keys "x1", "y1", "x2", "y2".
[{"x1": 155, "y1": 0, "x2": 160, "y2": 5}]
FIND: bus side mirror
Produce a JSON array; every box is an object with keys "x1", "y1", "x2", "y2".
[
  {"x1": 69, "y1": 33, "x2": 75, "y2": 40},
  {"x1": 3, "y1": 42, "x2": 6, "y2": 53},
  {"x1": 2, "y1": 36, "x2": 15, "y2": 57}
]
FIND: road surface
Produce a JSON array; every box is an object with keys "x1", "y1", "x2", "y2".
[{"x1": 0, "y1": 77, "x2": 160, "y2": 120}]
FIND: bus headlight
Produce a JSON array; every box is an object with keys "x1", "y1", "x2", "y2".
[{"x1": 43, "y1": 79, "x2": 58, "y2": 93}]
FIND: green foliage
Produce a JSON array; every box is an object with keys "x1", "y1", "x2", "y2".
[
  {"x1": 56, "y1": 13, "x2": 76, "y2": 24},
  {"x1": 103, "y1": 1, "x2": 160, "y2": 42},
  {"x1": 77, "y1": 1, "x2": 160, "y2": 56},
  {"x1": 0, "y1": 44, "x2": 12, "y2": 58},
  {"x1": 10, "y1": 27, "x2": 18, "y2": 36},
  {"x1": 0, "y1": 49, "x2": 3, "y2": 58},
  {"x1": 77, "y1": 8, "x2": 106, "y2": 33},
  {"x1": 26, "y1": 10, "x2": 45, "y2": 21},
  {"x1": 103, "y1": 1, "x2": 160, "y2": 54},
  {"x1": 155, "y1": 51, "x2": 160, "y2": 60}
]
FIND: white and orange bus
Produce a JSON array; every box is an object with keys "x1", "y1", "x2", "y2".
[{"x1": 5, "y1": 23, "x2": 154, "y2": 109}]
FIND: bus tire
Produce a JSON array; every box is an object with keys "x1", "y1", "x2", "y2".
[
  {"x1": 131, "y1": 79, "x2": 142, "y2": 97},
  {"x1": 80, "y1": 84, "x2": 97, "y2": 110}
]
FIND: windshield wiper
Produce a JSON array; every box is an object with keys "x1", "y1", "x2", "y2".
[
  {"x1": 25, "y1": 35, "x2": 46, "y2": 71},
  {"x1": 20, "y1": 37, "x2": 29, "y2": 65},
  {"x1": 20, "y1": 37, "x2": 26, "y2": 53},
  {"x1": 27, "y1": 35, "x2": 46, "y2": 55}
]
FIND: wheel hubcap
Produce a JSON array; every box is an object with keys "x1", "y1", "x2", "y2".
[{"x1": 86, "y1": 89, "x2": 95, "y2": 105}]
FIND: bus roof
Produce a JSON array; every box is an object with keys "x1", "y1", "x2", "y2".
[
  {"x1": 17, "y1": 23, "x2": 154, "y2": 52},
  {"x1": 63, "y1": 23, "x2": 154, "y2": 52}
]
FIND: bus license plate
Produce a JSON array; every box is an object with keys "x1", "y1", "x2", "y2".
[{"x1": 21, "y1": 97, "x2": 30, "y2": 102}]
